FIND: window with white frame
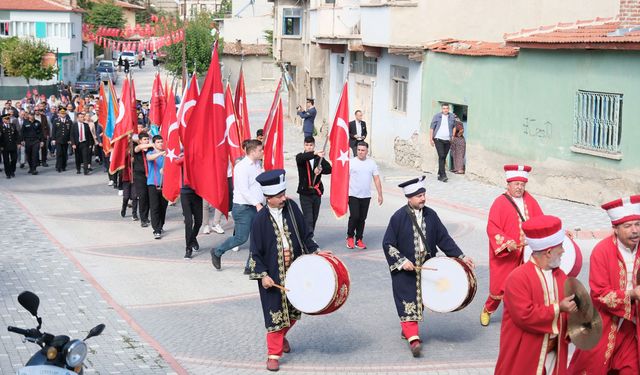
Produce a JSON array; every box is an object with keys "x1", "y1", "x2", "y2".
[
  {"x1": 573, "y1": 90, "x2": 623, "y2": 156},
  {"x1": 283, "y1": 8, "x2": 302, "y2": 36},
  {"x1": 16, "y1": 22, "x2": 36, "y2": 37},
  {"x1": 261, "y1": 62, "x2": 274, "y2": 79},
  {"x1": 391, "y1": 65, "x2": 408, "y2": 112}
]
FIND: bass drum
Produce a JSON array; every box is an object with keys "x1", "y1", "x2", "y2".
[
  {"x1": 421, "y1": 257, "x2": 477, "y2": 313},
  {"x1": 284, "y1": 253, "x2": 350, "y2": 315},
  {"x1": 523, "y1": 237, "x2": 583, "y2": 277}
]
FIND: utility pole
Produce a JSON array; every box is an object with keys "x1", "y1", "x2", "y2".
[{"x1": 181, "y1": 0, "x2": 188, "y2": 89}]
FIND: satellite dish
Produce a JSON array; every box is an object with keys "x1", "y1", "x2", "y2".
[{"x1": 338, "y1": 0, "x2": 361, "y2": 28}]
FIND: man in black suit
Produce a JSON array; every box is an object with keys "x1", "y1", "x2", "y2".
[
  {"x1": 295, "y1": 136, "x2": 332, "y2": 239},
  {"x1": 71, "y1": 112, "x2": 94, "y2": 175},
  {"x1": 0, "y1": 114, "x2": 20, "y2": 178},
  {"x1": 348, "y1": 110, "x2": 367, "y2": 156},
  {"x1": 52, "y1": 108, "x2": 72, "y2": 172}
]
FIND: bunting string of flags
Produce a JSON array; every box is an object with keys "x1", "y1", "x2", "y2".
[{"x1": 82, "y1": 24, "x2": 185, "y2": 52}]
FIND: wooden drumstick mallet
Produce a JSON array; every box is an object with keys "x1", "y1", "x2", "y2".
[
  {"x1": 415, "y1": 266, "x2": 438, "y2": 271},
  {"x1": 272, "y1": 283, "x2": 290, "y2": 292}
]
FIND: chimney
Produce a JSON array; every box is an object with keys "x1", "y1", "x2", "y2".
[{"x1": 619, "y1": 0, "x2": 640, "y2": 28}]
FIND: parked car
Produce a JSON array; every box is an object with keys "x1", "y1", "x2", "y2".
[
  {"x1": 74, "y1": 71, "x2": 100, "y2": 93},
  {"x1": 119, "y1": 51, "x2": 138, "y2": 67},
  {"x1": 96, "y1": 60, "x2": 118, "y2": 84}
]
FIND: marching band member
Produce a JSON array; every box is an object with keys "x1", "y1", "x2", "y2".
[
  {"x1": 481, "y1": 164, "x2": 544, "y2": 326},
  {"x1": 382, "y1": 176, "x2": 474, "y2": 357}
]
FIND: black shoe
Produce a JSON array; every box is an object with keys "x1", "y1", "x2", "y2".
[
  {"x1": 442, "y1": 176, "x2": 448, "y2": 183},
  {"x1": 31, "y1": 171, "x2": 38, "y2": 175},
  {"x1": 84, "y1": 170, "x2": 90, "y2": 175},
  {"x1": 76, "y1": 170, "x2": 81, "y2": 174},
  {"x1": 6, "y1": 175, "x2": 11, "y2": 179},
  {"x1": 153, "y1": 231, "x2": 161, "y2": 239},
  {"x1": 120, "y1": 208, "x2": 126, "y2": 218},
  {"x1": 184, "y1": 248, "x2": 193, "y2": 259},
  {"x1": 243, "y1": 268, "x2": 251, "y2": 275},
  {"x1": 20, "y1": 164, "x2": 25, "y2": 169},
  {"x1": 43, "y1": 163, "x2": 49, "y2": 167},
  {"x1": 141, "y1": 221, "x2": 149, "y2": 228},
  {"x1": 132, "y1": 215, "x2": 139, "y2": 221},
  {"x1": 191, "y1": 239, "x2": 200, "y2": 252},
  {"x1": 210, "y1": 249, "x2": 221, "y2": 270},
  {"x1": 11, "y1": 173, "x2": 15, "y2": 177},
  {"x1": 62, "y1": 168, "x2": 66, "y2": 171},
  {"x1": 27, "y1": 170, "x2": 33, "y2": 174}
]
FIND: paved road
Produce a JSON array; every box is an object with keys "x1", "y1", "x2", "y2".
[{"x1": 0, "y1": 61, "x2": 612, "y2": 374}]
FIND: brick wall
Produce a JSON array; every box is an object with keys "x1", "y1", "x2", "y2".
[{"x1": 620, "y1": 0, "x2": 640, "y2": 27}]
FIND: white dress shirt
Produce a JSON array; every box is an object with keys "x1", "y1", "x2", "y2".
[{"x1": 232, "y1": 156, "x2": 265, "y2": 206}]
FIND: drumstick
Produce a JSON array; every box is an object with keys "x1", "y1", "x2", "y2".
[
  {"x1": 415, "y1": 266, "x2": 438, "y2": 271},
  {"x1": 272, "y1": 283, "x2": 290, "y2": 292}
]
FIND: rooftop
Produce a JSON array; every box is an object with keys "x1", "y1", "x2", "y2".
[
  {"x1": 426, "y1": 39, "x2": 519, "y2": 57},
  {"x1": 0, "y1": 0, "x2": 84, "y2": 12},
  {"x1": 223, "y1": 42, "x2": 270, "y2": 56}
]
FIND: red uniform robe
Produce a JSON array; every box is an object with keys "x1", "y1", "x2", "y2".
[
  {"x1": 567, "y1": 236, "x2": 640, "y2": 374},
  {"x1": 495, "y1": 260, "x2": 568, "y2": 375},
  {"x1": 486, "y1": 192, "x2": 543, "y2": 306}
]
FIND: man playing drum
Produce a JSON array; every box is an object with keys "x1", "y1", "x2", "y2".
[
  {"x1": 481, "y1": 164, "x2": 544, "y2": 326},
  {"x1": 247, "y1": 169, "x2": 321, "y2": 372},
  {"x1": 382, "y1": 176, "x2": 475, "y2": 357},
  {"x1": 568, "y1": 196, "x2": 640, "y2": 375},
  {"x1": 495, "y1": 215, "x2": 576, "y2": 375}
]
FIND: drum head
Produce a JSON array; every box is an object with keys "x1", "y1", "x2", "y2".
[
  {"x1": 523, "y1": 238, "x2": 578, "y2": 275},
  {"x1": 285, "y1": 255, "x2": 337, "y2": 314},
  {"x1": 422, "y1": 257, "x2": 470, "y2": 313}
]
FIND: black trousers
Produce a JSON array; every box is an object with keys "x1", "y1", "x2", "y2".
[
  {"x1": 434, "y1": 138, "x2": 451, "y2": 178},
  {"x1": 347, "y1": 196, "x2": 371, "y2": 240},
  {"x1": 299, "y1": 194, "x2": 321, "y2": 236},
  {"x1": 55, "y1": 143, "x2": 69, "y2": 171},
  {"x1": 40, "y1": 139, "x2": 49, "y2": 165},
  {"x1": 25, "y1": 140, "x2": 40, "y2": 172},
  {"x1": 181, "y1": 190, "x2": 203, "y2": 248},
  {"x1": 122, "y1": 181, "x2": 138, "y2": 216},
  {"x1": 74, "y1": 142, "x2": 91, "y2": 172},
  {"x1": 148, "y1": 186, "x2": 168, "y2": 233},
  {"x1": 134, "y1": 172, "x2": 149, "y2": 223},
  {"x1": 2, "y1": 149, "x2": 17, "y2": 176}
]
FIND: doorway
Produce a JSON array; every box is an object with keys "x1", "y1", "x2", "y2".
[{"x1": 445, "y1": 102, "x2": 468, "y2": 174}]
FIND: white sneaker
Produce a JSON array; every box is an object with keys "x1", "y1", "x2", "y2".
[
  {"x1": 231, "y1": 246, "x2": 239, "y2": 252},
  {"x1": 118, "y1": 190, "x2": 123, "y2": 196},
  {"x1": 108, "y1": 180, "x2": 114, "y2": 186},
  {"x1": 212, "y1": 224, "x2": 224, "y2": 234},
  {"x1": 202, "y1": 225, "x2": 211, "y2": 234}
]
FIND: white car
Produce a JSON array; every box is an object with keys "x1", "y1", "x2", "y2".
[{"x1": 119, "y1": 51, "x2": 139, "y2": 67}]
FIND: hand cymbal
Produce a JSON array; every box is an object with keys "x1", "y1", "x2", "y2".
[{"x1": 564, "y1": 277, "x2": 603, "y2": 350}]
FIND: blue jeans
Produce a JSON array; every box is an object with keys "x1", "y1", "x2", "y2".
[{"x1": 214, "y1": 203, "x2": 257, "y2": 257}]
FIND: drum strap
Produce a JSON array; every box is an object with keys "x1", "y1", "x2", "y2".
[
  {"x1": 404, "y1": 205, "x2": 432, "y2": 258},
  {"x1": 287, "y1": 201, "x2": 310, "y2": 254},
  {"x1": 502, "y1": 193, "x2": 526, "y2": 222}
]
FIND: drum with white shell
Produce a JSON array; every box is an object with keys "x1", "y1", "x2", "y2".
[
  {"x1": 421, "y1": 257, "x2": 477, "y2": 313},
  {"x1": 523, "y1": 237, "x2": 583, "y2": 277}
]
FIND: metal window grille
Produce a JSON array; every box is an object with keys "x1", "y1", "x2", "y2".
[
  {"x1": 391, "y1": 65, "x2": 408, "y2": 112},
  {"x1": 574, "y1": 90, "x2": 623, "y2": 154}
]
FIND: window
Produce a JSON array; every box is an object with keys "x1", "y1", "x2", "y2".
[
  {"x1": 71, "y1": 23, "x2": 75, "y2": 38},
  {"x1": 573, "y1": 90, "x2": 623, "y2": 156},
  {"x1": 325, "y1": 0, "x2": 336, "y2": 3},
  {"x1": 283, "y1": 8, "x2": 302, "y2": 36},
  {"x1": 180, "y1": 4, "x2": 186, "y2": 16},
  {"x1": 0, "y1": 22, "x2": 9, "y2": 36},
  {"x1": 261, "y1": 62, "x2": 274, "y2": 79},
  {"x1": 391, "y1": 65, "x2": 408, "y2": 112},
  {"x1": 201, "y1": 4, "x2": 207, "y2": 11},
  {"x1": 191, "y1": 4, "x2": 198, "y2": 16},
  {"x1": 349, "y1": 52, "x2": 377, "y2": 76}
]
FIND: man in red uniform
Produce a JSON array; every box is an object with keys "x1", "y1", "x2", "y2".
[
  {"x1": 481, "y1": 164, "x2": 544, "y2": 326},
  {"x1": 568, "y1": 195, "x2": 640, "y2": 375},
  {"x1": 495, "y1": 215, "x2": 576, "y2": 375}
]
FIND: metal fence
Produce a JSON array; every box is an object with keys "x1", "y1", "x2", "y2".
[{"x1": 574, "y1": 90, "x2": 623, "y2": 154}]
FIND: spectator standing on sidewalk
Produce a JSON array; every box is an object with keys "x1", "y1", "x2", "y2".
[
  {"x1": 450, "y1": 116, "x2": 466, "y2": 174},
  {"x1": 346, "y1": 141, "x2": 383, "y2": 250},
  {"x1": 429, "y1": 103, "x2": 455, "y2": 182},
  {"x1": 296, "y1": 98, "x2": 316, "y2": 138}
]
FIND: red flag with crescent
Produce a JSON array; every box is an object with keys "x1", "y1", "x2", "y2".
[{"x1": 329, "y1": 82, "x2": 350, "y2": 218}]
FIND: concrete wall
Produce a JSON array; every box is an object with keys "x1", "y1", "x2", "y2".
[
  {"x1": 221, "y1": 55, "x2": 280, "y2": 93},
  {"x1": 224, "y1": 0, "x2": 273, "y2": 44},
  {"x1": 419, "y1": 49, "x2": 640, "y2": 205}
]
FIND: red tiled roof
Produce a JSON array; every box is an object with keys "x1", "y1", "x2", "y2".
[
  {"x1": 426, "y1": 39, "x2": 519, "y2": 57},
  {"x1": 0, "y1": 0, "x2": 83, "y2": 12},
  {"x1": 505, "y1": 18, "x2": 640, "y2": 48},
  {"x1": 223, "y1": 42, "x2": 270, "y2": 56},
  {"x1": 91, "y1": 0, "x2": 145, "y2": 10}
]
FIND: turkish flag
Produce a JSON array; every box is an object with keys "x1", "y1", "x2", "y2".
[
  {"x1": 183, "y1": 42, "x2": 229, "y2": 215},
  {"x1": 263, "y1": 98, "x2": 283, "y2": 170},
  {"x1": 130, "y1": 78, "x2": 138, "y2": 133},
  {"x1": 160, "y1": 88, "x2": 181, "y2": 203},
  {"x1": 329, "y1": 82, "x2": 350, "y2": 218},
  {"x1": 177, "y1": 73, "x2": 199, "y2": 147},
  {"x1": 109, "y1": 78, "x2": 134, "y2": 174},
  {"x1": 224, "y1": 84, "x2": 243, "y2": 163},
  {"x1": 262, "y1": 78, "x2": 282, "y2": 136},
  {"x1": 234, "y1": 67, "x2": 251, "y2": 142},
  {"x1": 148, "y1": 73, "x2": 165, "y2": 126}
]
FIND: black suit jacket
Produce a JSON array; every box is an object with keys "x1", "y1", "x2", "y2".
[
  {"x1": 348, "y1": 120, "x2": 367, "y2": 148},
  {"x1": 0, "y1": 122, "x2": 21, "y2": 151},
  {"x1": 71, "y1": 122, "x2": 95, "y2": 146}
]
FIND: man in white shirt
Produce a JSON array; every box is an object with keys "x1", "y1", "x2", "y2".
[
  {"x1": 211, "y1": 140, "x2": 265, "y2": 270},
  {"x1": 429, "y1": 103, "x2": 456, "y2": 182},
  {"x1": 347, "y1": 141, "x2": 383, "y2": 249}
]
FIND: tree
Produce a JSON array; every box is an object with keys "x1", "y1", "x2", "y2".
[
  {"x1": 86, "y1": 2, "x2": 125, "y2": 29},
  {"x1": 0, "y1": 37, "x2": 56, "y2": 85},
  {"x1": 161, "y1": 12, "x2": 221, "y2": 77}
]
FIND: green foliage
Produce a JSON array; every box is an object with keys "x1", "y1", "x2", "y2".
[
  {"x1": 213, "y1": 0, "x2": 232, "y2": 18},
  {"x1": 0, "y1": 38, "x2": 56, "y2": 84},
  {"x1": 136, "y1": 3, "x2": 162, "y2": 25},
  {"x1": 161, "y1": 12, "x2": 221, "y2": 78},
  {"x1": 264, "y1": 29, "x2": 273, "y2": 57},
  {"x1": 86, "y1": 2, "x2": 125, "y2": 29}
]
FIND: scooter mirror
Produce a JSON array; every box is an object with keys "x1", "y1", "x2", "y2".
[
  {"x1": 85, "y1": 324, "x2": 105, "y2": 340},
  {"x1": 17, "y1": 291, "x2": 40, "y2": 317}
]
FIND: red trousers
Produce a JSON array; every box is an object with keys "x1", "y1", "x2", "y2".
[
  {"x1": 401, "y1": 321, "x2": 420, "y2": 343},
  {"x1": 609, "y1": 320, "x2": 639, "y2": 374},
  {"x1": 484, "y1": 294, "x2": 502, "y2": 313},
  {"x1": 266, "y1": 320, "x2": 296, "y2": 359}
]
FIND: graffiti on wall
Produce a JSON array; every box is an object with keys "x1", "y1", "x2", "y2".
[{"x1": 522, "y1": 117, "x2": 553, "y2": 139}]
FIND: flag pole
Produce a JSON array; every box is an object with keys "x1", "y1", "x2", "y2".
[{"x1": 313, "y1": 79, "x2": 347, "y2": 185}]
